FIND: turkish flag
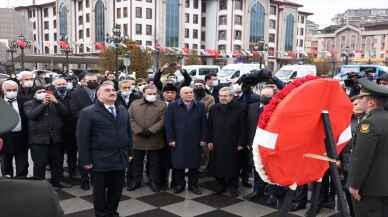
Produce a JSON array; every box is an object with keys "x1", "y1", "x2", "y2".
[
  {"x1": 16, "y1": 39, "x2": 27, "y2": 48},
  {"x1": 95, "y1": 42, "x2": 105, "y2": 50},
  {"x1": 59, "y1": 40, "x2": 70, "y2": 49},
  {"x1": 182, "y1": 48, "x2": 190, "y2": 56}
]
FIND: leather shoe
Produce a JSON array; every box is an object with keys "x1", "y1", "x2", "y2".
[
  {"x1": 127, "y1": 182, "x2": 141, "y2": 191},
  {"x1": 174, "y1": 185, "x2": 185, "y2": 194},
  {"x1": 242, "y1": 180, "x2": 252, "y2": 188},
  {"x1": 189, "y1": 186, "x2": 202, "y2": 195},
  {"x1": 149, "y1": 182, "x2": 160, "y2": 193},
  {"x1": 81, "y1": 181, "x2": 90, "y2": 191},
  {"x1": 52, "y1": 182, "x2": 72, "y2": 188}
]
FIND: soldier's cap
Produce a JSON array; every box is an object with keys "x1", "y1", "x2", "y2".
[{"x1": 357, "y1": 77, "x2": 388, "y2": 98}]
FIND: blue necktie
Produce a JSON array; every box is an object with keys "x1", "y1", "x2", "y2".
[{"x1": 108, "y1": 106, "x2": 117, "y2": 118}]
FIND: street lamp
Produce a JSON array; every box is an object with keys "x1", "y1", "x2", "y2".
[
  {"x1": 154, "y1": 41, "x2": 161, "y2": 73},
  {"x1": 106, "y1": 25, "x2": 128, "y2": 77},
  {"x1": 123, "y1": 53, "x2": 131, "y2": 75},
  {"x1": 59, "y1": 36, "x2": 72, "y2": 74},
  {"x1": 6, "y1": 41, "x2": 17, "y2": 76},
  {"x1": 13, "y1": 33, "x2": 31, "y2": 69}
]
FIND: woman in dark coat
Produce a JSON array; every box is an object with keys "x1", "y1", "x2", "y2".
[{"x1": 207, "y1": 87, "x2": 246, "y2": 197}]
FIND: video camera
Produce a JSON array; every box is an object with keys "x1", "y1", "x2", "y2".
[{"x1": 237, "y1": 68, "x2": 273, "y2": 89}]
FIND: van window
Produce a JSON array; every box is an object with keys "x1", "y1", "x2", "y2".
[
  {"x1": 189, "y1": 69, "x2": 197, "y2": 76},
  {"x1": 231, "y1": 71, "x2": 240, "y2": 78},
  {"x1": 360, "y1": 66, "x2": 376, "y2": 74},
  {"x1": 199, "y1": 68, "x2": 218, "y2": 76}
]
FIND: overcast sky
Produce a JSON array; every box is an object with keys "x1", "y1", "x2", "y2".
[{"x1": 2, "y1": 0, "x2": 388, "y2": 28}]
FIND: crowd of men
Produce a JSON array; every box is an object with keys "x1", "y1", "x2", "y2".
[{"x1": 0, "y1": 64, "x2": 388, "y2": 217}]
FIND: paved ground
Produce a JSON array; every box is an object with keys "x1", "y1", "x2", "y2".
[{"x1": 58, "y1": 177, "x2": 340, "y2": 217}]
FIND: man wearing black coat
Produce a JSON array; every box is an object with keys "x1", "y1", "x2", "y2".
[
  {"x1": 153, "y1": 63, "x2": 192, "y2": 93},
  {"x1": 70, "y1": 73, "x2": 99, "y2": 190},
  {"x1": 0, "y1": 80, "x2": 29, "y2": 178},
  {"x1": 77, "y1": 81, "x2": 132, "y2": 217},
  {"x1": 115, "y1": 78, "x2": 142, "y2": 109},
  {"x1": 24, "y1": 88, "x2": 68, "y2": 188}
]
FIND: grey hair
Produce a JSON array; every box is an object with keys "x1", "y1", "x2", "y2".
[
  {"x1": 2, "y1": 80, "x2": 19, "y2": 92},
  {"x1": 118, "y1": 79, "x2": 131, "y2": 89},
  {"x1": 17, "y1": 71, "x2": 34, "y2": 80},
  {"x1": 52, "y1": 77, "x2": 66, "y2": 85},
  {"x1": 219, "y1": 86, "x2": 234, "y2": 96}
]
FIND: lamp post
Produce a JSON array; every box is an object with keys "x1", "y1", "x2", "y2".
[
  {"x1": 13, "y1": 34, "x2": 31, "y2": 70},
  {"x1": 59, "y1": 36, "x2": 72, "y2": 74},
  {"x1": 106, "y1": 25, "x2": 128, "y2": 78},
  {"x1": 6, "y1": 41, "x2": 17, "y2": 76},
  {"x1": 154, "y1": 41, "x2": 161, "y2": 73},
  {"x1": 123, "y1": 53, "x2": 131, "y2": 76}
]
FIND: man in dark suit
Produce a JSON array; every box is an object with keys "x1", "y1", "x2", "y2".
[
  {"x1": 205, "y1": 73, "x2": 220, "y2": 103},
  {"x1": 70, "y1": 73, "x2": 99, "y2": 190},
  {"x1": 77, "y1": 81, "x2": 132, "y2": 217},
  {"x1": 0, "y1": 80, "x2": 29, "y2": 178},
  {"x1": 350, "y1": 78, "x2": 388, "y2": 217},
  {"x1": 116, "y1": 77, "x2": 142, "y2": 109}
]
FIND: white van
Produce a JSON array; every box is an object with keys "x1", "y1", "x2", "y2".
[
  {"x1": 218, "y1": 63, "x2": 263, "y2": 84},
  {"x1": 275, "y1": 64, "x2": 317, "y2": 83},
  {"x1": 182, "y1": 65, "x2": 220, "y2": 80}
]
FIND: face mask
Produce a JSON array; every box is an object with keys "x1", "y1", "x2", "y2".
[
  {"x1": 121, "y1": 90, "x2": 131, "y2": 97},
  {"x1": 194, "y1": 88, "x2": 206, "y2": 98},
  {"x1": 145, "y1": 95, "x2": 157, "y2": 102},
  {"x1": 260, "y1": 96, "x2": 272, "y2": 105},
  {"x1": 23, "y1": 80, "x2": 34, "y2": 88},
  {"x1": 66, "y1": 82, "x2": 73, "y2": 90},
  {"x1": 56, "y1": 86, "x2": 67, "y2": 95},
  {"x1": 212, "y1": 80, "x2": 219, "y2": 87},
  {"x1": 5, "y1": 91, "x2": 17, "y2": 99},
  {"x1": 35, "y1": 93, "x2": 46, "y2": 101},
  {"x1": 87, "y1": 81, "x2": 99, "y2": 89}
]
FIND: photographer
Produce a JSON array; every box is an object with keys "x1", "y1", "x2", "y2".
[{"x1": 153, "y1": 63, "x2": 192, "y2": 93}]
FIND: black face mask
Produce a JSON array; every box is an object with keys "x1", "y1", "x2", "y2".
[
  {"x1": 260, "y1": 96, "x2": 272, "y2": 105},
  {"x1": 87, "y1": 81, "x2": 99, "y2": 89},
  {"x1": 56, "y1": 86, "x2": 67, "y2": 96},
  {"x1": 194, "y1": 88, "x2": 206, "y2": 99}
]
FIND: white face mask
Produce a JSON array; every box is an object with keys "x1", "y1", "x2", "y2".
[
  {"x1": 5, "y1": 91, "x2": 17, "y2": 99},
  {"x1": 23, "y1": 80, "x2": 34, "y2": 88},
  {"x1": 35, "y1": 93, "x2": 46, "y2": 101},
  {"x1": 121, "y1": 90, "x2": 131, "y2": 97},
  {"x1": 145, "y1": 95, "x2": 157, "y2": 102},
  {"x1": 212, "y1": 80, "x2": 219, "y2": 87},
  {"x1": 66, "y1": 82, "x2": 73, "y2": 90}
]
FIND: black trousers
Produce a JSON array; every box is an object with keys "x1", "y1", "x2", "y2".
[
  {"x1": 174, "y1": 168, "x2": 198, "y2": 188},
  {"x1": 253, "y1": 170, "x2": 268, "y2": 194},
  {"x1": 59, "y1": 143, "x2": 78, "y2": 177},
  {"x1": 160, "y1": 146, "x2": 174, "y2": 188},
  {"x1": 132, "y1": 150, "x2": 161, "y2": 185},
  {"x1": 216, "y1": 176, "x2": 238, "y2": 191},
  {"x1": 240, "y1": 148, "x2": 253, "y2": 181},
  {"x1": 353, "y1": 196, "x2": 388, "y2": 217},
  {"x1": 2, "y1": 151, "x2": 28, "y2": 178},
  {"x1": 30, "y1": 144, "x2": 62, "y2": 184},
  {"x1": 92, "y1": 170, "x2": 125, "y2": 217}
]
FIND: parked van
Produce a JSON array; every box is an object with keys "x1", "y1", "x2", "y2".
[
  {"x1": 334, "y1": 64, "x2": 388, "y2": 81},
  {"x1": 182, "y1": 65, "x2": 220, "y2": 80},
  {"x1": 218, "y1": 63, "x2": 263, "y2": 84},
  {"x1": 275, "y1": 64, "x2": 317, "y2": 83}
]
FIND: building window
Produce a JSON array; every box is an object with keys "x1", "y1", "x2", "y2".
[
  {"x1": 193, "y1": 44, "x2": 198, "y2": 49},
  {"x1": 123, "y1": 7, "x2": 128, "y2": 17},
  {"x1": 78, "y1": 16, "x2": 83, "y2": 25},
  {"x1": 86, "y1": 0, "x2": 90, "y2": 8},
  {"x1": 233, "y1": 44, "x2": 241, "y2": 50},
  {"x1": 33, "y1": 9, "x2": 36, "y2": 17},
  {"x1": 79, "y1": 30, "x2": 84, "y2": 39},
  {"x1": 146, "y1": 8, "x2": 152, "y2": 19},
  {"x1": 53, "y1": 20, "x2": 57, "y2": 28},
  {"x1": 219, "y1": 0, "x2": 227, "y2": 10},
  {"x1": 86, "y1": 47, "x2": 90, "y2": 52},
  {"x1": 45, "y1": 47, "x2": 50, "y2": 54},
  {"x1": 193, "y1": 15, "x2": 198, "y2": 24},
  {"x1": 218, "y1": 44, "x2": 226, "y2": 50},
  {"x1": 194, "y1": 0, "x2": 199, "y2": 9},
  {"x1": 201, "y1": 31, "x2": 205, "y2": 41},
  {"x1": 219, "y1": 15, "x2": 227, "y2": 25},
  {"x1": 136, "y1": 24, "x2": 142, "y2": 34},
  {"x1": 44, "y1": 33, "x2": 49, "y2": 41},
  {"x1": 136, "y1": 7, "x2": 142, "y2": 18},
  {"x1": 146, "y1": 41, "x2": 152, "y2": 46},
  {"x1": 54, "y1": 45, "x2": 58, "y2": 54},
  {"x1": 250, "y1": 2, "x2": 265, "y2": 44},
  {"x1": 235, "y1": 15, "x2": 242, "y2": 25},
  {"x1": 117, "y1": 8, "x2": 121, "y2": 18},
  {"x1": 185, "y1": 13, "x2": 190, "y2": 23},
  {"x1": 285, "y1": 14, "x2": 295, "y2": 51},
  {"x1": 44, "y1": 21, "x2": 49, "y2": 30},
  {"x1": 299, "y1": 39, "x2": 304, "y2": 47},
  {"x1": 136, "y1": 40, "x2": 142, "y2": 45},
  {"x1": 268, "y1": 48, "x2": 275, "y2": 56},
  {"x1": 202, "y1": 1, "x2": 206, "y2": 12},
  {"x1": 33, "y1": 22, "x2": 36, "y2": 30},
  {"x1": 269, "y1": 20, "x2": 276, "y2": 29},
  {"x1": 300, "y1": 15, "x2": 305, "y2": 24},
  {"x1": 185, "y1": 29, "x2": 190, "y2": 38},
  {"x1": 33, "y1": 34, "x2": 36, "y2": 41},
  {"x1": 193, "y1": 30, "x2": 198, "y2": 39},
  {"x1": 235, "y1": 30, "x2": 242, "y2": 40},
  {"x1": 299, "y1": 28, "x2": 304, "y2": 35},
  {"x1": 270, "y1": 6, "x2": 276, "y2": 15},
  {"x1": 201, "y1": 17, "x2": 206, "y2": 27},
  {"x1": 184, "y1": 43, "x2": 189, "y2": 48},
  {"x1": 146, "y1": 24, "x2": 152, "y2": 35},
  {"x1": 166, "y1": 0, "x2": 179, "y2": 47},
  {"x1": 44, "y1": 8, "x2": 49, "y2": 17},
  {"x1": 28, "y1": 10, "x2": 32, "y2": 18},
  {"x1": 185, "y1": 0, "x2": 190, "y2": 8},
  {"x1": 54, "y1": 33, "x2": 57, "y2": 41},
  {"x1": 146, "y1": 0, "x2": 152, "y2": 2},
  {"x1": 218, "y1": 30, "x2": 226, "y2": 40},
  {"x1": 123, "y1": 24, "x2": 128, "y2": 36},
  {"x1": 78, "y1": 1, "x2": 82, "y2": 11},
  {"x1": 86, "y1": 13, "x2": 90, "y2": 23},
  {"x1": 95, "y1": 0, "x2": 105, "y2": 42},
  {"x1": 86, "y1": 28, "x2": 90, "y2": 37},
  {"x1": 269, "y1": 33, "x2": 275, "y2": 43},
  {"x1": 235, "y1": 0, "x2": 243, "y2": 10},
  {"x1": 79, "y1": 44, "x2": 84, "y2": 53},
  {"x1": 59, "y1": 3, "x2": 68, "y2": 38},
  {"x1": 53, "y1": 7, "x2": 56, "y2": 16}
]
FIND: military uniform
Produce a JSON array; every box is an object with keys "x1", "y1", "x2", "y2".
[{"x1": 350, "y1": 78, "x2": 388, "y2": 217}]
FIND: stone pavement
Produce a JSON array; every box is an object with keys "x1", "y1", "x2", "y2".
[{"x1": 58, "y1": 177, "x2": 340, "y2": 217}]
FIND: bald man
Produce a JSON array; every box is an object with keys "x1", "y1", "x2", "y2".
[{"x1": 164, "y1": 87, "x2": 207, "y2": 195}]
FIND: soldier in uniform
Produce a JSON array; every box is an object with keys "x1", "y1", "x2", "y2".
[{"x1": 350, "y1": 78, "x2": 388, "y2": 217}]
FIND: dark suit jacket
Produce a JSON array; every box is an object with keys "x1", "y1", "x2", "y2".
[
  {"x1": 77, "y1": 101, "x2": 133, "y2": 171},
  {"x1": 69, "y1": 86, "x2": 93, "y2": 120},
  {"x1": 55, "y1": 91, "x2": 76, "y2": 146},
  {"x1": 115, "y1": 91, "x2": 142, "y2": 109},
  {"x1": 247, "y1": 102, "x2": 263, "y2": 146}
]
